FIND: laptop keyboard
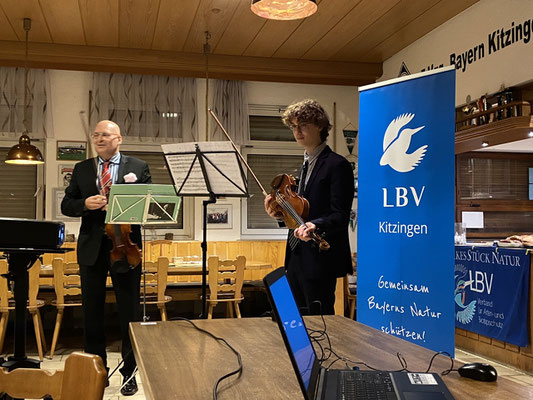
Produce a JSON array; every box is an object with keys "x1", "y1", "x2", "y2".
[{"x1": 338, "y1": 371, "x2": 398, "y2": 400}]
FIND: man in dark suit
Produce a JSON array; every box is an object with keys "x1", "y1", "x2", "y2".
[
  {"x1": 265, "y1": 100, "x2": 354, "y2": 315},
  {"x1": 61, "y1": 120, "x2": 151, "y2": 396}
]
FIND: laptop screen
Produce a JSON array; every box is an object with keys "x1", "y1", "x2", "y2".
[{"x1": 268, "y1": 272, "x2": 317, "y2": 389}]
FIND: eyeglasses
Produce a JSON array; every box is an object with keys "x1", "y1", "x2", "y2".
[
  {"x1": 289, "y1": 123, "x2": 309, "y2": 132},
  {"x1": 91, "y1": 132, "x2": 116, "y2": 140}
]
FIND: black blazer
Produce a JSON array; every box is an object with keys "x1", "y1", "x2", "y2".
[
  {"x1": 285, "y1": 146, "x2": 354, "y2": 278},
  {"x1": 61, "y1": 154, "x2": 152, "y2": 266}
]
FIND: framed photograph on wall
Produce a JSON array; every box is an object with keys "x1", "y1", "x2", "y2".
[
  {"x1": 52, "y1": 187, "x2": 78, "y2": 221},
  {"x1": 206, "y1": 204, "x2": 232, "y2": 229},
  {"x1": 57, "y1": 141, "x2": 87, "y2": 161},
  {"x1": 58, "y1": 164, "x2": 74, "y2": 187}
]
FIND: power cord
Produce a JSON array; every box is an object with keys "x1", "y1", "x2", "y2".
[
  {"x1": 304, "y1": 303, "x2": 454, "y2": 376},
  {"x1": 170, "y1": 317, "x2": 243, "y2": 400}
]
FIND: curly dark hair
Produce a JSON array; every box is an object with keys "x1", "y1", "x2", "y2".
[{"x1": 282, "y1": 99, "x2": 331, "y2": 142}]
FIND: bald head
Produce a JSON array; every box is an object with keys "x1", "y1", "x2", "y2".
[
  {"x1": 92, "y1": 120, "x2": 123, "y2": 160},
  {"x1": 94, "y1": 120, "x2": 121, "y2": 137}
]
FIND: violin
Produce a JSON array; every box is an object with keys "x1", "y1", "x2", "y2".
[
  {"x1": 268, "y1": 174, "x2": 330, "y2": 251},
  {"x1": 208, "y1": 109, "x2": 330, "y2": 252},
  {"x1": 105, "y1": 223, "x2": 142, "y2": 268},
  {"x1": 95, "y1": 158, "x2": 142, "y2": 269}
]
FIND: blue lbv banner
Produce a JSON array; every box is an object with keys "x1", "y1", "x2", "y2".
[
  {"x1": 455, "y1": 246, "x2": 530, "y2": 346},
  {"x1": 357, "y1": 67, "x2": 456, "y2": 355}
]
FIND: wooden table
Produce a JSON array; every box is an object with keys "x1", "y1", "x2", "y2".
[
  {"x1": 38, "y1": 261, "x2": 271, "y2": 277},
  {"x1": 130, "y1": 316, "x2": 533, "y2": 400},
  {"x1": 167, "y1": 261, "x2": 271, "y2": 275}
]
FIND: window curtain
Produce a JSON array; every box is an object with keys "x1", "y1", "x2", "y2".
[
  {"x1": 210, "y1": 80, "x2": 249, "y2": 144},
  {"x1": 90, "y1": 72, "x2": 198, "y2": 143},
  {"x1": 0, "y1": 67, "x2": 48, "y2": 138}
]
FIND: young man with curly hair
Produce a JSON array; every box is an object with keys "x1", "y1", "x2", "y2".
[{"x1": 265, "y1": 99, "x2": 354, "y2": 315}]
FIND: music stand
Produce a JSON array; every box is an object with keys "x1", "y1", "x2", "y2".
[
  {"x1": 161, "y1": 141, "x2": 249, "y2": 318},
  {"x1": 105, "y1": 184, "x2": 181, "y2": 321},
  {"x1": 0, "y1": 246, "x2": 72, "y2": 371}
]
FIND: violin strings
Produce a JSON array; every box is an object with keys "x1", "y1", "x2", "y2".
[
  {"x1": 275, "y1": 192, "x2": 305, "y2": 225},
  {"x1": 275, "y1": 191, "x2": 324, "y2": 245}
]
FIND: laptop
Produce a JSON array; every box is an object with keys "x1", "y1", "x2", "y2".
[{"x1": 263, "y1": 267, "x2": 455, "y2": 400}]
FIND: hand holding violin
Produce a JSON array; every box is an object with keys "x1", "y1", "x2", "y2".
[
  {"x1": 264, "y1": 194, "x2": 284, "y2": 220},
  {"x1": 294, "y1": 222, "x2": 316, "y2": 242},
  {"x1": 85, "y1": 195, "x2": 107, "y2": 210}
]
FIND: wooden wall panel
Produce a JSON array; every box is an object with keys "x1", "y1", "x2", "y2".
[
  {"x1": 358, "y1": 0, "x2": 479, "y2": 63},
  {"x1": 332, "y1": 0, "x2": 440, "y2": 62},
  {"x1": 273, "y1": 0, "x2": 361, "y2": 59},
  {"x1": 119, "y1": 0, "x2": 160, "y2": 49},
  {"x1": 242, "y1": 18, "x2": 303, "y2": 58},
  {"x1": 0, "y1": 6, "x2": 19, "y2": 41},
  {"x1": 151, "y1": 0, "x2": 199, "y2": 51},
  {"x1": 302, "y1": 0, "x2": 400, "y2": 61},
  {"x1": 39, "y1": 0, "x2": 85, "y2": 45},
  {"x1": 214, "y1": 0, "x2": 266, "y2": 56},
  {"x1": 79, "y1": 0, "x2": 119, "y2": 47},
  {"x1": 182, "y1": 0, "x2": 240, "y2": 54},
  {"x1": 0, "y1": 0, "x2": 52, "y2": 43}
]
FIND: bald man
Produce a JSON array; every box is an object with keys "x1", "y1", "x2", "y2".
[{"x1": 62, "y1": 120, "x2": 151, "y2": 396}]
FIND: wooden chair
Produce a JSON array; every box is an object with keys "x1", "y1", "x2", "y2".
[
  {"x1": 345, "y1": 275, "x2": 357, "y2": 320},
  {"x1": 142, "y1": 256, "x2": 173, "y2": 320},
  {"x1": 345, "y1": 252, "x2": 357, "y2": 320},
  {"x1": 207, "y1": 256, "x2": 245, "y2": 319},
  {"x1": 146, "y1": 239, "x2": 174, "y2": 262},
  {"x1": 0, "y1": 258, "x2": 47, "y2": 360},
  {"x1": 0, "y1": 351, "x2": 106, "y2": 400},
  {"x1": 49, "y1": 258, "x2": 82, "y2": 358}
]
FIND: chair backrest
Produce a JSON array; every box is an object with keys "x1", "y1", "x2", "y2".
[
  {"x1": 0, "y1": 259, "x2": 12, "y2": 309},
  {"x1": 207, "y1": 256, "x2": 245, "y2": 301},
  {"x1": 146, "y1": 240, "x2": 174, "y2": 262},
  {"x1": 52, "y1": 258, "x2": 82, "y2": 306},
  {"x1": 0, "y1": 258, "x2": 41, "y2": 309},
  {"x1": 0, "y1": 351, "x2": 106, "y2": 399},
  {"x1": 143, "y1": 256, "x2": 169, "y2": 302}
]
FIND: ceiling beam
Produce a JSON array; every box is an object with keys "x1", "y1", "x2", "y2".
[{"x1": 0, "y1": 41, "x2": 382, "y2": 86}]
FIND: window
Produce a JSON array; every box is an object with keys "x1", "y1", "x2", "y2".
[
  {"x1": 0, "y1": 145, "x2": 42, "y2": 219},
  {"x1": 121, "y1": 150, "x2": 192, "y2": 238},
  {"x1": 249, "y1": 115, "x2": 294, "y2": 142},
  {"x1": 456, "y1": 152, "x2": 533, "y2": 237},
  {"x1": 242, "y1": 109, "x2": 302, "y2": 236}
]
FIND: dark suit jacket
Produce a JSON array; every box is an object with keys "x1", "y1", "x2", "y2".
[
  {"x1": 285, "y1": 145, "x2": 354, "y2": 279},
  {"x1": 61, "y1": 154, "x2": 152, "y2": 266}
]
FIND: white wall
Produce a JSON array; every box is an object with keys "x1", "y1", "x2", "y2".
[
  {"x1": 43, "y1": 71, "x2": 359, "y2": 248},
  {"x1": 45, "y1": 70, "x2": 91, "y2": 236},
  {"x1": 194, "y1": 80, "x2": 358, "y2": 245},
  {"x1": 381, "y1": 0, "x2": 533, "y2": 106}
]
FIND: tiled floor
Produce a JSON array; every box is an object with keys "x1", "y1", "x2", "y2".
[
  {"x1": 37, "y1": 345, "x2": 146, "y2": 400},
  {"x1": 13, "y1": 346, "x2": 525, "y2": 399},
  {"x1": 454, "y1": 348, "x2": 533, "y2": 387}
]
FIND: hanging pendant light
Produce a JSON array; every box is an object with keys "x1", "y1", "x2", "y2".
[
  {"x1": 5, "y1": 18, "x2": 44, "y2": 165},
  {"x1": 251, "y1": 0, "x2": 317, "y2": 20}
]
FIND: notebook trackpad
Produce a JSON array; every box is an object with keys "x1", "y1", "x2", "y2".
[{"x1": 403, "y1": 392, "x2": 447, "y2": 400}]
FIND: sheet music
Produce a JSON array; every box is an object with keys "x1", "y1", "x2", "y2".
[{"x1": 162, "y1": 142, "x2": 247, "y2": 196}]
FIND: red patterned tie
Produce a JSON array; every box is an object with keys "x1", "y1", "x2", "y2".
[{"x1": 100, "y1": 161, "x2": 112, "y2": 198}]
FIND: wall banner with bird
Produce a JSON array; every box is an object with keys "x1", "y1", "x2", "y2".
[
  {"x1": 455, "y1": 246, "x2": 529, "y2": 347},
  {"x1": 357, "y1": 67, "x2": 456, "y2": 355}
]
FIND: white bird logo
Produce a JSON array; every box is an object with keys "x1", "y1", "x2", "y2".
[{"x1": 379, "y1": 113, "x2": 427, "y2": 173}]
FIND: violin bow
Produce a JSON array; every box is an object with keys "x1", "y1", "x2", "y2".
[{"x1": 208, "y1": 108, "x2": 268, "y2": 197}]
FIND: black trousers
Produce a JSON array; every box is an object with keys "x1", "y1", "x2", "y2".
[
  {"x1": 286, "y1": 250, "x2": 337, "y2": 315},
  {"x1": 79, "y1": 237, "x2": 141, "y2": 377}
]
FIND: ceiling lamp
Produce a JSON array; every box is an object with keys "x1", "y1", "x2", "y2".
[
  {"x1": 251, "y1": 0, "x2": 317, "y2": 20},
  {"x1": 6, "y1": 18, "x2": 44, "y2": 165}
]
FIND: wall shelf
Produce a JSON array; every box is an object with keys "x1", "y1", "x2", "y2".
[{"x1": 455, "y1": 101, "x2": 532, "y2": 154}]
